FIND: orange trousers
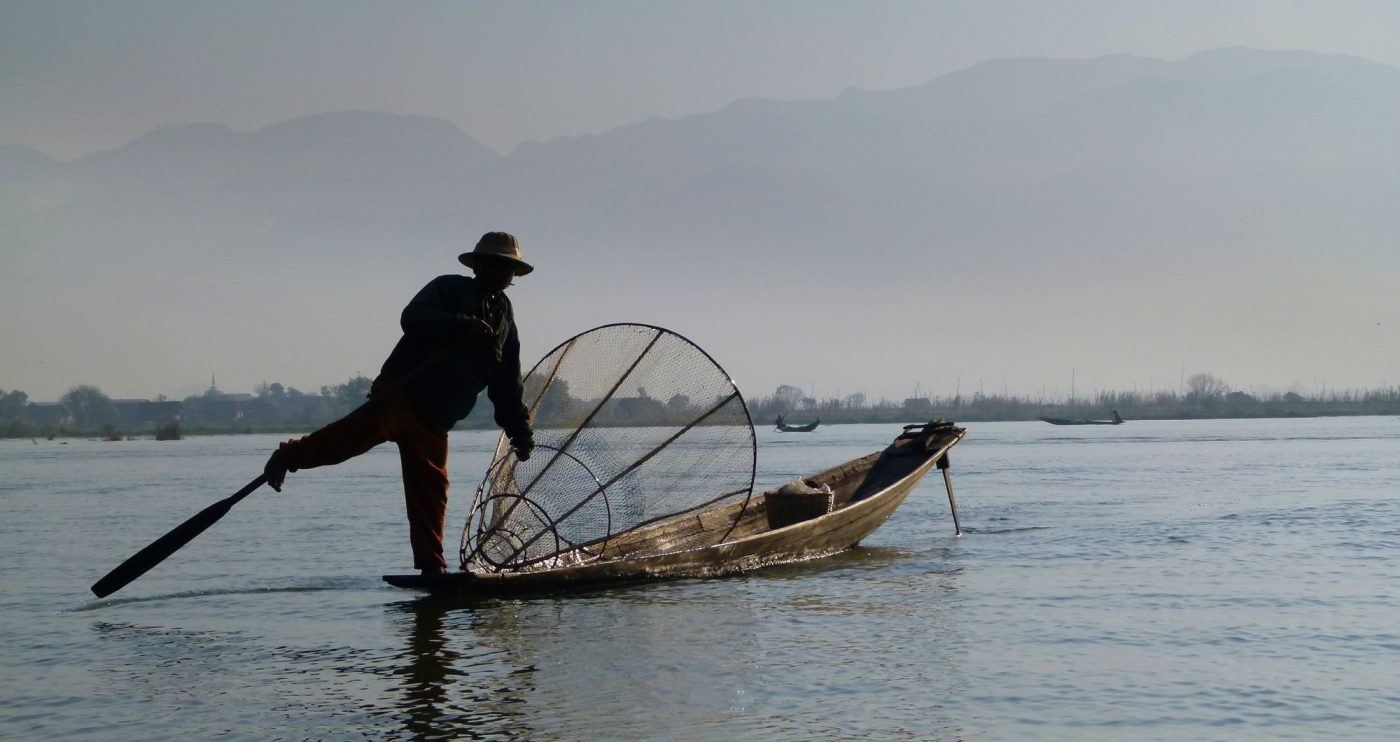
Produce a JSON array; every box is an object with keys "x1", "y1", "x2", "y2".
[{"x1": 277, "y1": 388, "x2": 450, "y2": 571}]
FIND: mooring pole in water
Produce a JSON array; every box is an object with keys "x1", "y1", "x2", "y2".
[{"x1": 937, "y1": 454, "x2": 962, "y2": 536}]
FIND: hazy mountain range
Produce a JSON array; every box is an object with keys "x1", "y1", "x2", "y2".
[{"x1": 4, "y1": 47, "x2": 1397, "y2": 402}]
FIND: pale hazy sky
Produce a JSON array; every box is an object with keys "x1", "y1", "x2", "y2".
[
  {"x1": 5, "y1": 1, "x2": 1400, "y2": 159},
  {"x1": 3, "y1": 1, "x2": 1398, "y2": 403}
]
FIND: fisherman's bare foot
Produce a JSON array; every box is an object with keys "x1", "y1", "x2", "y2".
[
  {"x1": 264, "y1": 449, "x2": 288, "y2": 492},
  {"x1": 419, "y1": 564, "x2": 447, "y2": 576}
]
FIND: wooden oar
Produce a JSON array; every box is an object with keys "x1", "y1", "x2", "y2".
[
  {"x1": 90, "y1": 475, "x2": 268, "y2": 598},
  {"x1": 89, "y1": 327, "x2": 509, "y2": 598}
]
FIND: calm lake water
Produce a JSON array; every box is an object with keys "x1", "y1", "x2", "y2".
[{"x1": 2, "y1": 417, "x2": 1398, "y2": 740}]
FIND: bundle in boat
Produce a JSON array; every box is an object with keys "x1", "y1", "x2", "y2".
[{"x1": 764, "y1": 479, "x2": 835, "y2": 530}]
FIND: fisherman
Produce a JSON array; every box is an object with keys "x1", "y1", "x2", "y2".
[{"x1": 263, "y1": 232, "x2": 535, "y2": 575}]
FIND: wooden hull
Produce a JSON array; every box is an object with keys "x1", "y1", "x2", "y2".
[
  {"x1": 385, "y1": 422, "x2": 965, "y2": 596},
  {"x1": 776, "y1": 421, "x2": 820, "y2": 432},
  {"x1": 1039, "y1": 411, "x2": 1123, "y2": 425}
]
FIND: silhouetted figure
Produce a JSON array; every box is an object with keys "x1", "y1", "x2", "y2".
[{"x1": 264, "y1": 232, "x2": 536, "y2": 574}]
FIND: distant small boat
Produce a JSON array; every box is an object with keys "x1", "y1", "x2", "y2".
[
  {"x1": 775, "y1": 415, "x2": 820, "y2": 432},
  {"x1": 1039, "y1": 410, "x2": 1124, "y2": 426}
]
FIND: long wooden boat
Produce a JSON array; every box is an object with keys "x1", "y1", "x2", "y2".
[
  {"x1": 1038, "y1": 410, "x2": 1123, "y2": 426},
  {"x1": 776, "y1": 417, "x2": 820, "y2": 432},
  {"x1": 385, "y1": 420, "x2": 966, "y2": 595}
]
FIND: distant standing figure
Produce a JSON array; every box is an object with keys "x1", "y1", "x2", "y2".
[{"x1": 263, "y1": 232, "x2": 536, "y2": 574}]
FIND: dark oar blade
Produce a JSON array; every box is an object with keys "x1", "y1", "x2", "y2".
[{"x1": 90, "y1": 475, "x2": 267, "y2": 598}]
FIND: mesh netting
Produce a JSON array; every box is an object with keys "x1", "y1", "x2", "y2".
[{"x1": 460, "y1": 324, "x2": 756, "y2": 572}]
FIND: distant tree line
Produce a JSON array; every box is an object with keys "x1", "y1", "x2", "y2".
[
  {"x1": 3, "y1": 372, "x2": 1398, "y2": 438},
  {"x1": 746, "y1": 373, "x2": 1400, "y2": 424},
  {"x1": 1, "y1": 377, "x2": 386, "y2": 438}
]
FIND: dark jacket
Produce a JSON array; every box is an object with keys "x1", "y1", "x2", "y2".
[{"x1": 373, "y1": 275, "x2": 531, "y2": 439}]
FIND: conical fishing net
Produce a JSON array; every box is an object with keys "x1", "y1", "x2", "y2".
[{"x1": 461, "y1": 324, "x2": 757, "y2": 572}]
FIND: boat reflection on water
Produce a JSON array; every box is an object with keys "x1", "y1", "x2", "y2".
[
  {"x1": 386, "y1": 547, "x2": 969, "y2": 739},
  {"x1": 389, "y1": 597, "x2": 538, "y2": 740},
  {"x1": 386, "y1": 581, "x2": 774, "y2": 739}
]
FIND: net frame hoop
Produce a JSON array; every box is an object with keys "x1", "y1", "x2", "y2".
[
  {"x1": 497, "y1": 388, "x2": 742, "y2": 567},
  {"x1": 463, "y1": 492, "x2": 562, "y2": 571},
  {"x1": 509, "y1": 327, "x2": 663, "y2": 508},
  {"x1": 463, "y1": 322, "x2": 759, "y2": 570},
  {"x1": 462, "y1": 444, "x2": 613, "y2": 571},
  {"x1": 468, "y1": 328, "x2": 659, "y2": 560}
]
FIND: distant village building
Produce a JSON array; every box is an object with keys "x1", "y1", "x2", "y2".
[
  {"x1": 186, "y1": 392, "x2": 278, "y2": 425},
  {"x1": 596, "y1": 395, "x2": 666, "y2": 426},
  {"x1": 903, "y1": 396, "x2": 933, "y2": 413},
  {"x1": 113, "y1": 399, "x2": 183, "y2": 426},
  {"x1": 24, "y1": 402, "x2": 67, "y2": 427},
  {"x1": 25, "y1": 399, "x2": 184, "y2": 429}
]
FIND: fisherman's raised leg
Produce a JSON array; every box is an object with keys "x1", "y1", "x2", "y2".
[{"x1": 264, "y1": 402, "x2": 392, "y2": 491}]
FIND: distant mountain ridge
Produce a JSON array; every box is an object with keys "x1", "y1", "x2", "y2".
[
  {"x1": 10, "y1": 48, "x2": 1399, "y2": 226},
  {"x1": 3, "y1": 48, "x2": 1398, "y2": 402}
]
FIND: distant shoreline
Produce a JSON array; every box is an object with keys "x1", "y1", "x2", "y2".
[
  {"x1": 7, "y1": 408, "x2": 1395, "y2": 441},
  {"x1": 6, "y1": 377, "x2": 1396, "y2": 440}
]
